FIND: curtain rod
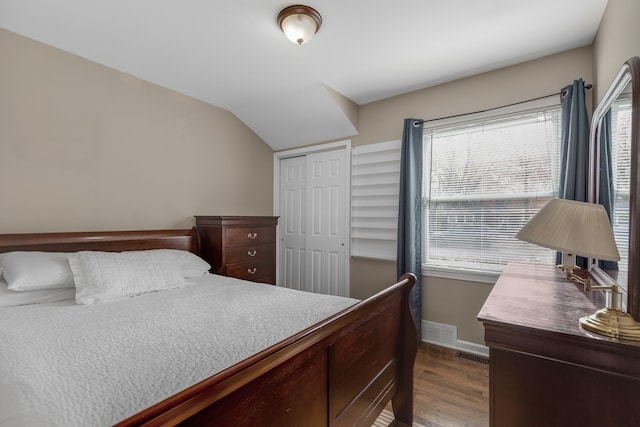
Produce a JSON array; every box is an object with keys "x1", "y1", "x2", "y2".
[{"x1": 413, "y1": 83, "x2": 592, "y2": 127}]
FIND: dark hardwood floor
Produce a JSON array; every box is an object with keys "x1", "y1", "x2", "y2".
[{"x1": 373, "y1": 343, "x2": 489, "y2": 427}]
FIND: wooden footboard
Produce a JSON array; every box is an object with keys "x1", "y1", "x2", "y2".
[
  {"x1": 118, "y1": 273, "x2": 418, "y2": 427},
  {"x1": 0, "y1": 228, "x2": 416, "y2": 426}
]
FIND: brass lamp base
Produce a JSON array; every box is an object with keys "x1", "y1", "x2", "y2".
[{"x1": 580, "y1": 308, "x2": 640, "y2": 341}]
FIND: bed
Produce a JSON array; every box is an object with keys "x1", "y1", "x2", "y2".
[{"x1": 0, "y1": 228, "x2": 417, "y2": 426}]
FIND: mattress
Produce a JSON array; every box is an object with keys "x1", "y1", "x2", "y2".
[{"x1": 0, "y1": 274, "x2": 358, "y2": 426}]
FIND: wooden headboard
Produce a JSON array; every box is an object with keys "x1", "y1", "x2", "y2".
[{"x1": 0, "y1": 228, "x2": 200, "y2": 254}]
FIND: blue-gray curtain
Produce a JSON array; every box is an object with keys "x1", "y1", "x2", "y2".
[
  {"x1": 597, "y1": 110, "x2": 618, "y2": 270},
  {"x1": 397, "y1": 118, "x2": 423, "y2": 341},
  {"x1": 559, "y1": 79, "x2": 590, "y2": 201},
  {"x1": 558, "y1": 79, "x2": 590, "y2": 266}
]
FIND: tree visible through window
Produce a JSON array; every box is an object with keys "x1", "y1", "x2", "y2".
[{"x1": 422, "y1": 102, "x2": 562, "y2": 274}]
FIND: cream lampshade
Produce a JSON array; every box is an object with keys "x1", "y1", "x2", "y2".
[{"x1": 515, "y1": 198, "x2": 620, "y2": 263}]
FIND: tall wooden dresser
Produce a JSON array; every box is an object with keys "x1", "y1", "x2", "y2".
[
  {"x1": 195, "y1": 216, "x2": 278, "y2": 285},
  {"x1": 478, "y1": 262, "x2": 640, "y2": 426}
]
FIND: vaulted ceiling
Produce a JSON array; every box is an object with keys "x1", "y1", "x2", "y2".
[{"x1": 0, "y1": 1, "x2": 608, "y2": 150}]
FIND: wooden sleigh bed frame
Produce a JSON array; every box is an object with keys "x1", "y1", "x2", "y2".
[{"x1": 0, "y1": 227, "x2": 417, "y2": 427}]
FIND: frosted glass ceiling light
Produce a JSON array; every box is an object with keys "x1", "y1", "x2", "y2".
[{"x1": 278, "y1": 5, "x2": 322, "y2": 45}]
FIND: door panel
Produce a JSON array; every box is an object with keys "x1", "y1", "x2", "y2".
[
  {"x1": 279, "y1": 149, "x2": 347, "y2": 296},
  {"x1": 280, "y1": 156, "x2": 307, "y2": 291},
  {"x1": 306, "y1": 150, "x2": 346, "y2": 296}
]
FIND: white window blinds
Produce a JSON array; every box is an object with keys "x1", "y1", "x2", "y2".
[
  {"x1": 351, "y1": 140, "x2": 401, "y2": 260},
  {"x1": 423, "y1": 105, "x2": 562, "y2": 273}
]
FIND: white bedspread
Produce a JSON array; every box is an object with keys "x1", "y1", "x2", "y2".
[{"x1": 0, "y1": 274, "x2": 358, "y2": 426}]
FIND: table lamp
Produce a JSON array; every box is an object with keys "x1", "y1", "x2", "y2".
[{"x1": 516, "y1": 198, "x2": 640, "y2": 341}]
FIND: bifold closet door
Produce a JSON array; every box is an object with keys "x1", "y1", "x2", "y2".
[
  {"x1": 280, "y1": 155, "x2": 307, "y2": 292},
  {"x1": 279, "y1": 149, "x2": 347, "y2": 296}
]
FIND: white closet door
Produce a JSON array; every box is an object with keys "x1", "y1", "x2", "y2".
[
  {"x1": 279, "y1": 155, "x2": 307, "y2": 291},
  {"x1": 278, "y1": 148, "x2": 347, "y2": 296},
  {"x1": 306, "y1": 149, "x2": 346, "y2": 296}
]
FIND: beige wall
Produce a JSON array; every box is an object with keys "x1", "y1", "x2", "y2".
[
  {"x1": 0, "y1": 29, "x2": 274, "y2": 233},
  {"x1": 593, "y1": 0, "x2": 640, "y2": 102},
  {"x1": 351, "y1": 46, "x2": 594, "y2": 345}
]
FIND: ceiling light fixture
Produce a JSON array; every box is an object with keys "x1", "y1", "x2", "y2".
[{"x1": 278, "y1": 5, "x2": 322, "y2": 45}]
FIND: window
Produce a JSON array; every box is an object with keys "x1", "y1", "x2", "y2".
[{"x1": 422, "y1": 99, "x2": 562, "y2": 279}]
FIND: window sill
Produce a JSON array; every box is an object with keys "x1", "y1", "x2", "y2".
[{"x1": 422, "y1": 265, "x2": 502, "y2": 284}]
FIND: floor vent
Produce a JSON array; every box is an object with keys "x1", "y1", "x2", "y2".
[{"x1": 456, "y1": 351, "x2": 489, "y2": 365}]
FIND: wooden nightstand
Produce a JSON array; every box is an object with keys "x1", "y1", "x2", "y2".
[{"x1": 195, "y1": 216, "x2": 278, "y2": 285}]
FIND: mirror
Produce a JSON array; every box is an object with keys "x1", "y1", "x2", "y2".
[{"x1": 589, "y1": 56, "x2": 640, "y2": 322}]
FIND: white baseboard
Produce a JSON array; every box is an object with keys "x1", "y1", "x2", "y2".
[{"x1": 422, "y1": 320, "x2": 489, "y2": 358}]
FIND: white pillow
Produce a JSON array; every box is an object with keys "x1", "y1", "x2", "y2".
[
  {"x1": 0, "y1": 251, "x2": 75, "y2": 291},
  {"x1": 68, "y1": 251, "x2": 188, "y2": 305},
  {"x1": 0, "y1": 278, "x2": 75, "y2": 307},
  {"x1": 149, "y1": 249, "x2": 211, "y2": 277}
]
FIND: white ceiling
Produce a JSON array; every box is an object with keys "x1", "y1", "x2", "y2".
[{"x1": 0, "y1": 0, "x2": 608, "y2": 151}]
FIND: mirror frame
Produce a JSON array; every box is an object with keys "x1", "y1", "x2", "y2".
[{"x1": 589, "y1": 56, "x2": 640, "y2": 322}]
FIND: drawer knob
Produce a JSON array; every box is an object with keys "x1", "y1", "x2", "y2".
[
  {"x1": 248, "y1": 250, "x2": 257, "y2": 257},
  {"x1": 248, "y1": 268, "x2": 257, "y2": 275},
  {"x1": 248, "y1": 232, "x2": 258, "y2": 239}
]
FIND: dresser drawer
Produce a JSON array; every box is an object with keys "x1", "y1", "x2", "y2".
[
  {"x1": 224, "y1": 243, "x2": 273, "y2": 264},
  {"x1": 225, "y1": 259, "x2": 274, "y2": 282},
  {"x1": 223, "y1": 227, "x2": 274, "y2": 246}
]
